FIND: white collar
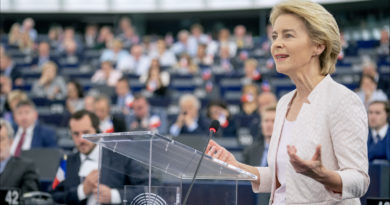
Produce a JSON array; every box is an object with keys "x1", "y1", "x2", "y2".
[
  {"x1": 372, "y1": 123, "x2": 389, "y2": 141},
  {"x1": 80, "y1": 145, "x2": 99, "y2": 162},
  {"x1": 17, "y1": 123, "x2": 35, "y2": 135}
]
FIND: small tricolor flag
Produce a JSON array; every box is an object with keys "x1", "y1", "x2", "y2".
[
  {"x1": 218, "y1": 115, "x2": 229, "y2": 128},
  {"x1": 261, "y1": 80, "x2": 271, "y2": 92},
  {"x1": 252, "y1": 70, "x2": 261, "y2": 81},
  {"x1": 202, "y1": 69, "x2": 212, "y2": 81},
  {"x1": 125, "y1": 94, "x2": 134, "y2": 108},
  {"x1": 149, "y1": 115, "x2": 161, "y2": 129},
  {"x1": 241, "y1": 94, "x2": 254, "y2": 103},
  {"x1": 101, "y1": 120, "x2": 114, "y2": 133},
  {"x1": 52, "y1": 155, "x2": 67, "y2": 189}
]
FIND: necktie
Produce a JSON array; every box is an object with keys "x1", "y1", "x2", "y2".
[
  {"x1": 14, "y1": 130, "x2": 26, "y2": 157},
  {"x1": 374, "y1": 134, "x2": 381, "y2": 144}
]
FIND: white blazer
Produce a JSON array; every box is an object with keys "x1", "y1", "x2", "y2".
[{"x1": 252, "y1": 75, "x2": 370, "y2": 204}]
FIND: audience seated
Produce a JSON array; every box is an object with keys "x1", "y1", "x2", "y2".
[
  {"x1": 119, "y1": 26, "x2": 139, "y2": 49},
  {"x1": 19, "y1": 32, "x2": 35, "y2": 56},
  {"x1": 240, "y1": 84, "x2": 260, "y2": 117},
  {"x1": 140, "y1": 59, "x2": 170, "y2": 96},
  {"x1": 149, "y1": 39, "x2": 177, "y2": 67},
  {"x1": 47, "y1": 25, "x2": 63, "y2": 49},
  {"x1": 11, "y1": 100, "x2": 57, "y2": 156},
  {"x1": 20, "y1": 18, "x2": 38, "y2": 42},
  {"x1": 125, "y1": 94, "x2": 168, "y2": 134},
  {"x1": 173, "y1": 53, "x2": 199, "y2": 74},
  {"x1": 257, "y1": 91, "x2": 277, "y2": 114},
  {"x1": 8, "y1": 23, "x2": 22, "y2": 47},
  {"x1": 30, "y1": 41, "x2": 60, "y2": 69},
  {"x1": 99, "y1": 38, "x2": 129, "y2": 64},
  {"x1": 355, "y1": 74, "x2": 387, "y2": 108},
  {"x1": 187, "y1": 23, "x2": 209, "y2": 57},
  {"x1": 2, "y1": 90, "x2": 28, "y2": 127},
  {"x1": 0, "y1": 76, "x2": 12, "y2": 116},
  {"x1": 65, "y1": 80, "x2": 84, "y2": 114},
  {"x1": 171, "y1": 30, "x2": 191, "y2": 57},
  {"x1": 50, "y1": 110, "x2": 148, "y2": 205},
  {"x1": 213, "y1": 45, "x2": 236, "y2": 73},
  {"x1": 242, "y1": 58, "x2": 261, "y2": 85},
  {"x1": 91, "y1": 61, "x2": 123, "y2": 87},
  {"x1": 94, "y1": 95, "x2": 127, "y2": 133},
  {"x1": 115, "y1": 77, "x2": 134, "y2": 114},
  {"x1": 367, "y1": 101, "x2": 390, "y2": 162},
  {"x1": 0, "y1": 53, "x2": 23, "y2": 86},
  {"x1": 361, "y1": 57, "x2": 390, "y2": 97},
  {"x1": 169, "y1": 94, "x2": 208, "y2": 137},
  {"x1": 57, "y1": 27, "x2": 83, "y2": 55},
  {"x1": 31, "y1": 61, "x2": 67, "y2": 100},
  {"x1": 0, "y1": 119, "x2": 40, "y2": 195},
  {"x1": 233, "y1": 25, "x2": 253, "y2": 50},
  {"x1": 96, "y1": 26, "x2": 114, "y2": 50},
  {"x1": 206, "y1": 99, "x2": 237, "y2": 137},
  {"x1": 192, "y1": 43, "x2": 213, "y2": 67},
  {"x1": 243, "y1": 104, "x2": 276, "y2": 166},
  {"x1": 83, "y1": 24, "x2": 98, "y2": 49},
  {"x1": 377, "y1": 28, "x2": 389, "y2": 56},
  {"x1": 59, "y1": 39, "x2": 83, "y2": 67},
  {"x1": 117, "y1": 44, "x2": 151, "y2": 76}
]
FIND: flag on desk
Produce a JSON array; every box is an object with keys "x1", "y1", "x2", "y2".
[{"x1": 52, "y1": 155, "x2": 67, "y2": 189}]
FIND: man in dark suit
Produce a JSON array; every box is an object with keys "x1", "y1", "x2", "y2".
[
  {"x1": 367, "y1": 100, "x2": 390, "y2": 162},
  {"x1": 0, "y1": 118, "x2": 40, "y2": 194},
  {"x1": 94, "y1": 94, "x2": 127, "y2": 133},
  {"x1": 243, "y1": 105, "x2": 276, "y2": 166},
  {"x1": 30, "y1": 41, "x2": 60, "y2": 69},
  {"x1": 50, "y1": 110, "x2": 148, "y2": 205},
  {"x1": 126, "y1": 94, "x2": 168, "y2": 135},
  {"x1": 169, "y1": 94, "x2": 208, "y2": 137},
  {"x1": 0, "y1": 53, "x2": 23, "y2": 86},
  {"x1": 12, "y1": 100, "x2": 57, "y2": 156}
]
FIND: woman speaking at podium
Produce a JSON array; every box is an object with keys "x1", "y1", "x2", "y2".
[{"x1": 207, "y1": 0, "x2": 369, "y2": 204}]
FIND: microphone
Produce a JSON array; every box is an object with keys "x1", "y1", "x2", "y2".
[
  {"x1": 182, "y1": 120, "x2": 220, "y2": 205},
  {"x1": 209, "y1": 120, "x2": 220, "y2": 134}
]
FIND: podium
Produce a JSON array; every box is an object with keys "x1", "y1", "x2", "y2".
[{"x1": 84, "y1": 131, "x2": 257, "y2": 205}]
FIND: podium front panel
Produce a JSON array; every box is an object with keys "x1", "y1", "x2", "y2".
[{"x1": 84, "y1": 131, "x2": 257, "y2": 181}]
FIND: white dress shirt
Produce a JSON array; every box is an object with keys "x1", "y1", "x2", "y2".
[
  {"x1": 371, "y1": 123, "x2": 389, "y2": 143},
  {"x1": 10, "y1": 124, "x2": 35, "y2": 155},
  {"x1": 77, "y1": 146, "x2": 121, "y2": 204}
]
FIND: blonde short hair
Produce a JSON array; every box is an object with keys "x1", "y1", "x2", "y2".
[
  {"x1": 42, "y1": 61, "x2": 58, "y2": 73},
  {"x1": 270, "y1": 0, "x2": 341, "y2": 75},
  {"x1": 7, "y1": 90, "x2": 28, "y2": 105},
  {"x1": 245, "y1": 58, "x2": 258, "y2": 68}
]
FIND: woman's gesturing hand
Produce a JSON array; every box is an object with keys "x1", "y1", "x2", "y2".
[
  {"x1": 287, "y1": 144, "x2": 343, "y2": 193},
  {"x1": 287, "y1": 144, "x2": 325, "y2": 180},
  {"x1": 206, "y1": 140, "x2": 240, "y2": 168}
]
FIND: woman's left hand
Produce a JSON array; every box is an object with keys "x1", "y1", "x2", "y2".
[{"x1": 287, "y1": 145, "x2": 326, "y2": 180}]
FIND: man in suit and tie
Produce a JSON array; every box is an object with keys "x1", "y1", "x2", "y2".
[
  {"x1": 50, "y1": 110, "x2": 148, "y2": 205},
  {"x1": 169, "y1": 94, "x2": 208, "y2": 137},
  {"x1": 0, "y1": 118, "x2": 40, "y2": 194},
  {"x1": 243, "y1": 104, "x2": 276, "y2": 166},
  {"x1": 94, "y1": 94, "x2": 127, "y2": 133},
  {"x1": 126, "y1": 94, "x2": 168, "y2": 135},
  {"x1": 367, "y1": 100, "x2": 390, "y2": 162},
  {"x1": 11, "y1": 100, "x2": 57, "y2": 156}
]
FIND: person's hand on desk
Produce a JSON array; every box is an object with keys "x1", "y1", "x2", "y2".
[
  {"x1": 206, "y1": 140, "x2": 261, "y2": 185},
  {"x1": 206, "y1": 139, "x2": 240, "y2": 168},
  {"x1": 287, "y1": 145, "x2": 342, "y2": 193}
]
